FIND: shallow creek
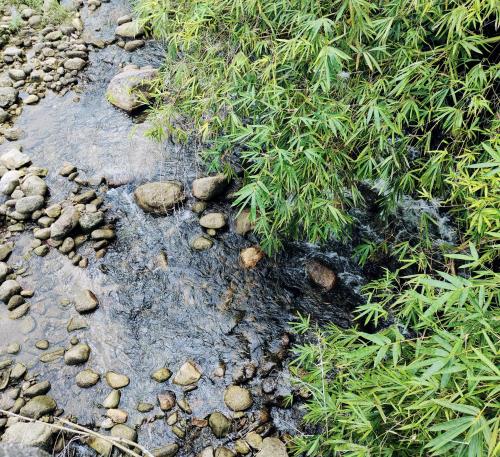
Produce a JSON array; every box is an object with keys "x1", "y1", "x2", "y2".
[{"x1": 0, "y1": 1, "x2": 377, "y2": 455}]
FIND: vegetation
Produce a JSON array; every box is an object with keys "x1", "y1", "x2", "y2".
[{"x1": 135, "y1": 0, "x2": 499, "y2": 455}]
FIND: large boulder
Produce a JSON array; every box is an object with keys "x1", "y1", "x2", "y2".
[
  {"x1": 106, "y1": 66, "x2": 157, "y2": 112},
  {"x1": 134, "y1": 181, "x2": 184, "y2": 214}
]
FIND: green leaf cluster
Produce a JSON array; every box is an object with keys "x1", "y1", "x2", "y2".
[{"x1": 135, "y1": 0, "x2": 499, "y2": 252}]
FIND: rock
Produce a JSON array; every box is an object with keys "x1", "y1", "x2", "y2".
[
  {"x1": 0, "y1": 262, "x2": 9, "y2": 282},
  {"x1": 256, "y1": 438, "x2": 288, "y2": 457},
  {"x1": 102, "y1": 390, "x2": 121, "y2": 408},
  {"x1": 223, "y1": 386, "x2": 253, "y2": 411},
  {"x1": 6, "y1": 342, "x2": 20, "y2": 354},
  {"x1": 76, "y1": 369, "x2": 100, "y2": 387},
  {"x1": 246, "y1": 432, "x2": 263, "y2": 450},
  {"x1": 33, "y1": 246, "x2": 49, "y2": 257},
  {"x1": 134, "y1": 181, "x2": 184, "y2": 214},
  {"x1": 0, "y1": 280, "x2": 21, "y2": 302},
  {"x1": 90, "y1": 228, "x2": 115, "y2": 240},
  {"x1": 19, "y1": 395, "x2": 56, "y2": 419},
  {"x1": 0, "y1": 444, "x2": 50, "y2": 457},
  {"x1": 0, "y1": 87, "x2": 17, "y2": 108},
  {"x1": 117, "y1": 15, "x2": 132, "y2": 25},
  {"x1": 0, "y1": 243, "x2": 14, "y2": 261},
  {"x1": 107, "y1": 408, "x2": 128, "y2": 424},
  {"x1": 234, "y1": 440, "x2": 251, "y2": 455},
  {"x1": 50, "y1": 206, "x2": 80, "y2": 240},
  {"x1": 124, "y1": 40, "x2": 144, "y2": 52},
  {"x1": 209, "y1": 412, "x2": 231, "y2": 438},
  {"x1": 8, "y1": 69, "x2": 25, "y2": 81},
  {"x1": 58, "y1": 164, "x2": 76, "y2": 176},
  {"x1": 24, "y1": 381, "x2": 51, "y2": 397},
  {"x1": 15, "y1": 196, "x2": 44, "y2": 214},
  {"x1": 45, "y1": 30, "x2": 62, "y2": 41},
  {"x1": 151, "y1": 367, "x2": 172, "y2": 383},
  {"x1": 189, "y1": 235, "x2": 213, "y2": 251},
  {"x1": 25, "y1": 95, "x2": 39, "y2": 105},
  {"x1": 157, "y1": 391, "x2": 176, "y2": 411},
  {"x1": 21, "y1": 175, "x2": 47, "y2": 196},
  {"x1": 115, "y1": 20, "x2": 143, "y2": 38},
  {"x1": 106, "y1": 66, "x2": 158, "y2": 112},
  {"x1": 199, "y1": 213, "x2": 226, "y2": 229},
  {"x1": 306, "y1": 260, "x2": 336, "y2": 290},
  {"x1": 45, "y1": 204, "x2": 61, "y2": 218},
  {"x1": 0, "y1": 170, "x2": 22, "y2": 195},
  {"x1": 64, "y1": 343, "x2": 90, "y2": 365},
  {"x1": 234, "y1": 210, "x2": 254, "y2": 235},
  {"x1": 1, "y1": 422, "x2": 54, "y2": 448},
  {"x1": 215, "y1": 448, "x2": 235, "y2": 457},
  {"x1": 10, "y1": 363, "x2": 26, "y2": 379},
  {"x1": 199, "y1": 448, "x2": 215, "y2": 457},
  {"x1": 105, "y1": 371, "x2": 129, "y2": 389},
  {"x1": 67, "y1": 316, "x2": 88, "y2": 332},
  {"x1": 59, "y1": 237, "x2": 75, "y2": 253},
  {"x1": 0, "y1": 148, "x2": 30, "y2": 169},
  {"x1": 110, "y1": 424, "x2": 137, "y2": 443},
  {"x1": 137, "y1": 402, "x2": 153, "y2": 413},
  {"x1": 35, "y1": 340, "x2": 49, "y2": 350},
  {"x1": 152, "y1": 444, "x2": 179, "y2": 457},
  {"x1": 240, "y1": 246, "x2": 264, "y2": 269},
  {"x1": 79, "y1": 211, "x2": 104, "y2": 231},
  {"x1": 74, "y1": 289, "x2": 98, "y2": 313},
  {"x1": 173, "y1": 361, "x2": 201, "y2": 386},
  {"x1": 192, "y1": 175, "x2": 227, "y2": 201},
  {"x1": 64, "y1": 58, "x2": 86, "y2": 71},
  {"x1": 87, "y1": 436, "x2": 112, "y2": 456},
  {"x1": 9, "y1": 303, "x2": 30, "y2": 319}
]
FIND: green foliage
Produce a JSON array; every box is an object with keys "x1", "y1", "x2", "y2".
[
  {"x1": 136, "y1": 0, "x2": 500, "y2": 252},
  {"x1": 291, "y1": 262, "x2": 500, "y2": 457}
]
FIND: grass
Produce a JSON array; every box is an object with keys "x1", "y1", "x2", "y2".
[{"x1": 133, "y1": 0, "x2": 499, "y2": 455}]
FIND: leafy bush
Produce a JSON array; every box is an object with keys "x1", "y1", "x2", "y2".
[{"x1": 136, "y1": 0, "x2": 499, "y2": 252}]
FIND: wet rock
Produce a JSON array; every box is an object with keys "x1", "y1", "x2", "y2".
[
  {"x1": 24, "y1": 381, "x2": 51, "y2": 397},
  {"x1": 90, "y1": 228, "x2": 115, "y2": 240},
  {"x1": 199, "y1": 212, "x2": 226, "y2": 229},
  {"x1": 110, "y1": 424, "x2": 137, "y2": 443},
  {"x1": 0, "y1": 87, "x2": 17, "y2": 108},
  {"x1": 234, "y1": 210, "x2": 254, "y2": 235},
  {"x1": 35, "y1": 340, "x2": 49, "y2": 350},
  {"x1": 152, "y1": 367, "x2": 172, "y2": 383},
  {"x1": 0, "y1": 262, "x2": 9, "y2": 282},
  {"x1": 209, "y1": 412, "x2": 231, "y2": 438},
  {"x1": 240, "y1": 246, "x2": 264, "y2": 269},
  {"x1": 124, "y1": 40, "x2": 144, "y2": 52},
  {"x1": 25, "y1": 95, "x2": 39, "y2": 105},
  {"x1": 189, "y1": 235, "x2": 213, "y2": 251},
  {"x1": 87, "y1": 436, "x2": 112, "y2": 456},
  {"x1": 74, "y1": 289, "x2": 98, "y2": 313},
  {"x1": 157, "y1": 391, "x2": 176, "y2": 411},
  {"x1": 50, "y1": 206, "x2": 80, "y2": 240},
  {"x1": 67, "y1": 316, "x2": 88, "y2": 332},
  {"x1": 224, "y1": 385, "x2": 253, "y2": 411},
  {"x1": 102, "y1": 390, "x2": 121, "y2": 409},
  {"x1": 192, "y1": 175, "x2": 227, "y2": 201},
  {"x1": 0, "y1": 243, "x2": 14, "y2": 261},
  {"x1": 106, "y1": 66, "x2": 158, "y2": 112},
  {"x1": 105, "y1": 371, "x2": 129, "y2": 389},
  {"x1": 10, "y1": 363, "x2": 27, "y2": 380},
  {"x1": 33, "y1": 245, "x2": 49, "y2": 257},
  {"x1": 20, "y1": 395, "x2": 56, "y2": 419},
  {"x1": 6, "y1": 342, "x2": 20, "y2": 354},
  {"x1": 79, "y1": 211, "x2": 104, "y2": 231},
  {"x1": 21, "y1": 175, "x2": 47, "y2": 196},
  {"x1": 58, "y1": 164, "x2": 76, "y2": 176},
  {"x1": 137, "y1": 402, "x2": 153, "y2": 413},
  {"x1": 134, "y1": 181, "x2": 184, "y2": 214},
  {"x1": 306, "y1": 260, "x2": 336, "y2": 290},
  {"x1": 76, "y1": 369, "x2": 100, "y2": 387},
  {"x1": 64, "y1": 58, "x2": 86, "y2": 71},
  {"x1": 0, "y1": 170, "x2": 22, "y2": 195},
  {"x1": 152, "y1": 443, "x2": 180, "y2": 457},
  {"x1": 16, "y1": 196, "x2": 44, "y2": 214},
  {"x1": 115, "y1": 20, "x2": 143, "y2": 38},
  {"x1": 173, "y1": 361, "x2": 201, "y2": 386},
  {"x1": 0, "y1": 148, "x2": 30, "y2": 170},
  {"x1": 256, "y1": 438, "x2": 288, "y2": 457},
  {"x1": 40, "y1": 348, "x2": 64, "y2": 363},
  {"x1": 1, "y1": 422, "x2": 54, "y2": 448},
  {"x1": 107, "y1": 408, "x2": 128, "y2": 424},
  {"x1": 0, "y1": 280, "x2": 22, "y2": 302},
  {"x1": 64, "y1": 343, "x2": 90, "y2": 365}
]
